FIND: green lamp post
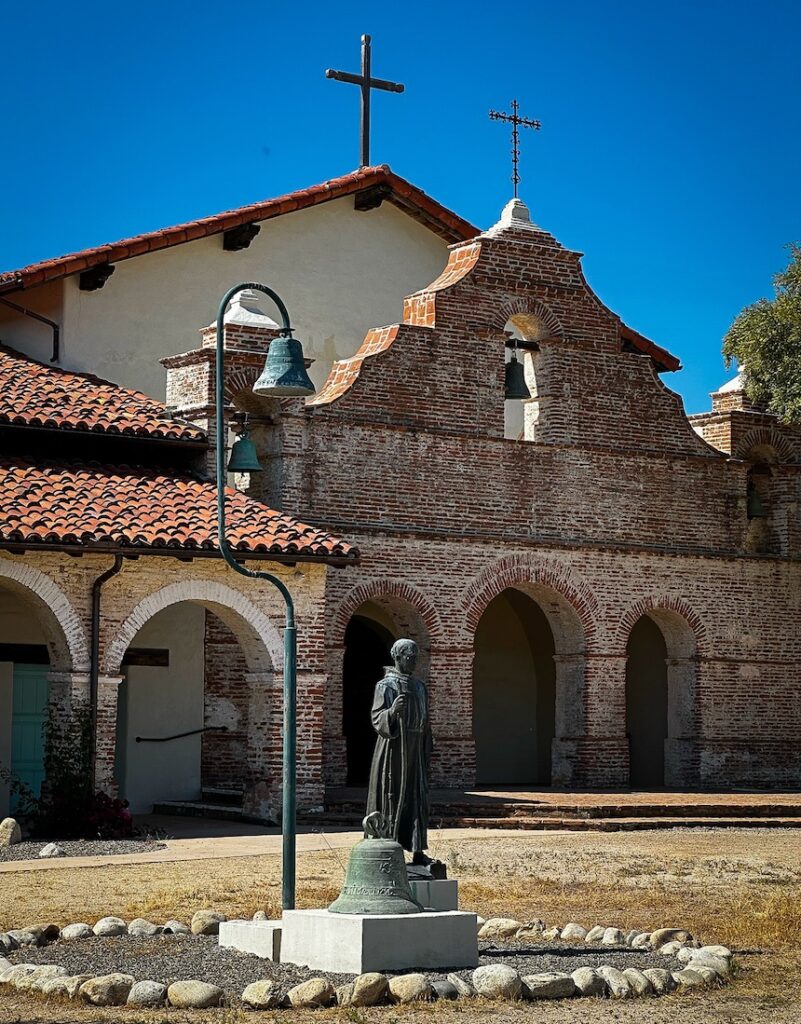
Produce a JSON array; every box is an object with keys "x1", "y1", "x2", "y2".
[{"x1": 215, "y1": 282, "x2": 315, "y2": 910}]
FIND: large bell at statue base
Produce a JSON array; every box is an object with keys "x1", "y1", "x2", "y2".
[{"x1": 328, "y1": 837, "x2": 423, "y2": 915}]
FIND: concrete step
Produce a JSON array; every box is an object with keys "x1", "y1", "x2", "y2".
[{"x1": 153, "y1": 800, "x2": 247, "y2": 822}]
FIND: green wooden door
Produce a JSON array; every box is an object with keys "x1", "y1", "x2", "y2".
[{"x1": 10, "y1": 665, "x2": 49, "y2": 811}]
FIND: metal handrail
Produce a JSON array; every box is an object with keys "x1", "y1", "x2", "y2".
[{"x1": 135, "y1": 725, "x2": 228, "y2": 744}]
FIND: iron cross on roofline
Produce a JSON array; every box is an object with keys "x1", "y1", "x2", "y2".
[
  {"x1": 326, "y1": 35, "x2": 404, "y2": 167},
  {"x1": 489, "y1": 99, "x2": 542, "y2": 198}
]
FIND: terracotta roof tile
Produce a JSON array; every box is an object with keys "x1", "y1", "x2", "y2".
[
  {"x1": 0, "y1": 457, "x2": 355, "y2": 560},
  {"x1": 0, "y1": 166, "x2": 479, "y2": 293},
  {"x1": 0, "y1": 345, "x2": 205, "y2": 442}
]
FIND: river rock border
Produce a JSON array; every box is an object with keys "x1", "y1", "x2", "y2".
[{"x1": 0, "y1": 910, "x2": 736, "y2": 1009}]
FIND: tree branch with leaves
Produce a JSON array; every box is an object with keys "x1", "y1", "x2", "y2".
[{"x1": 723, "y1": 244, "x2": 801, "y2": 424}]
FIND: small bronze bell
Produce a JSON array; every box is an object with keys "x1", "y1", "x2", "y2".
[
  {"x1": 747, "y1": 481, "x2": 766, "y2": 519},
  {"x1": 227, "y1": 429, "x2": 262, "y2": 473},
  {"x1": 504, "y1": 348, "x2": 531, "y2": 400},
  {"x1": 328, "y1": 814, "x2": 422, "y2": 915}
]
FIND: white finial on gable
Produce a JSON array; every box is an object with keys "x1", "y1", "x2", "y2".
[
  {"x1": 484, "y1": 197, "x2": 542, "y2": 237},
  {"x1": 208, "y1": 289, "x2": 280, "y2": 329}
]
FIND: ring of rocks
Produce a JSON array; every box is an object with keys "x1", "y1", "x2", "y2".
[{"x1": 0, "y1": 911, "x2": 736, "y2": 1009}]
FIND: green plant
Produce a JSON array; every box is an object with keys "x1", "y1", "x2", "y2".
[
  {"x1": 723, "y1": 243, "x2": 801, "y2": 424},
  {"x1": 12, "y1": 705, "x2": 132, "y2": 840}
]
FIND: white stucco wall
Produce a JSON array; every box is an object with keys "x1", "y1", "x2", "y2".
[
  {"x1": 3, "y1": 197, "x2": 451, "y2": 400},
  {"x1": 115, "y1": 602, "x2": 205, "y2": 813}
]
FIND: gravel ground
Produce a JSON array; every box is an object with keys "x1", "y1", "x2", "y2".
[
  {"x1": 9, "y1": 935, "x2": 679, "y2": 999},
  {"x1": 0, "y1": 839, "x2": 165, "y2": 863}
]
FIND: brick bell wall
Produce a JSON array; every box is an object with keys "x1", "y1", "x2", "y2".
[
  {"x1": 265, "y1": 202, "x2": 801, "y2": 791},
  {"x1": 163, "y1": 202, "x2": 801, "y2": 794}
]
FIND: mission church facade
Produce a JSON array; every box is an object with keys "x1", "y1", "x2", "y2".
[{"x1": 0, "y1": 166, "x2": 799, "y2": 818}]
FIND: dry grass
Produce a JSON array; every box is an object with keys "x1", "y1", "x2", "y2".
[{"x1": 1, "y1": 827, "x2": 800, "y2": 1023}]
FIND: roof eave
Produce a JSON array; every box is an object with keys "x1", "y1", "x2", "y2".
[
  {"x1": 0, "y1": 539, "x2": 359, "y2": 566},
  {"x1": 0, "y1": 166, "x2": 479, "y2": 295}
]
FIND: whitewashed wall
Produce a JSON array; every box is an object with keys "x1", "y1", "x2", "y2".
[{"x1": 116, "y1": 602, "x2": 206, "y2": 813}]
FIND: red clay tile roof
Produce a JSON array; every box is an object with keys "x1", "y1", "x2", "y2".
[
  {"x1": 620, "y1": 323, "x2": 681, "y2": 374},
  {"x1": 0, "y1": 457, "x2": 355, "y2": 560},
  {"x1": 0, "y1": 345, "x2": 205, "y2": 442},
  {"x1": 0, "y1": 166, "x2": 479, "y2": 293}
]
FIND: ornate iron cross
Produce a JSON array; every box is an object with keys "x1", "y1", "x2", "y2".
[
  {"x1": 489, "y1": 100, "x2": 542, "y2": 198},
  {"x1": 326, "y1": 35, "x2": 405, "y2": 168}
]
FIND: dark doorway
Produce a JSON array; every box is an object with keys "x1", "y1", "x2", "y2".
[
  {"x1": 343, "y1": 614, "x2": 395, "y2": 785},
  {"x1": 626, "y1": 615, "x2": 668, "y2": 787},
  {"x1": 472, "y1": 588, "x2": 556, "y2": 786}
]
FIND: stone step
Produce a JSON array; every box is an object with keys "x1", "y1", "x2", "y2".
[
  {"x1": 323, "y1": 798, "x2": 801, "y2": 821},
  {"x1": 299, "y1": 811, "x2": 801, "y2": 832}
]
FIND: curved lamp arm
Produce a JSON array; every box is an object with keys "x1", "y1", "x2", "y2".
[{"x1": 216, "y1": 282, "x2": 297, "y2": 910}]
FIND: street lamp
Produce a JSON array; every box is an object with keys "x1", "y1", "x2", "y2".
[{"x1": 215, "y1": 282, "x2": 315, "y2": 911}]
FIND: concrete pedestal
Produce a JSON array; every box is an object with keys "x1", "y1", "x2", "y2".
[
  {"x1": 279, "y1": 909, "x2": 478, "y2": 973},
  {"x1": 409, "y1": 878, "x2": 459, "y2": 911},
  {"x1": 219, "y1": 919, "x2": 282, "y2": 960}
]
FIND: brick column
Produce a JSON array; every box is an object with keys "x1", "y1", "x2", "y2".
[
  {"x1": 665, "y1": 656, "x2": 699, "y2": 787},
  {"x1": 556, "y1": 653, "x2": 629, "y2": 787},
  {"x1": 430, "y1": 644, "x2": 475, "y2": 788},
  {"x1": 94, "y1": 675, "x2": 123, "y2": 795},
  {"x1": 322, "y1": 646, "x2": 347, "y2": 788},
  {"x1": 242, "y1": 670, "x2": 281, "y2": 821}
]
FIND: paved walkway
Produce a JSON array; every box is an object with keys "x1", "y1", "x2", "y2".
[{"x1": 0, "y1": 817, "x2": 496, "y2": 873}]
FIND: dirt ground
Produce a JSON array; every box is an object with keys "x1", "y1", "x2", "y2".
[{"x1": 1, "y1": 826, "x2": 800, "y2": 1023}]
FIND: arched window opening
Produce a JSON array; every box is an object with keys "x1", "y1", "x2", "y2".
[
  {"x1": 745, "y1": 457, "x2": 777, "y2": 555},
  {"x1": 503, "y1": 315, "x2": 546, "y2": 441}
]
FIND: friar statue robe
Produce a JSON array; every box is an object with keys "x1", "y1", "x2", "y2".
[{"x1": 366, "y1": 665, "x2": 433, "y2": 853}]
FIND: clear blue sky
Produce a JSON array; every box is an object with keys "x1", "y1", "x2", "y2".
[{"x1": 1, "y1": 0, "x2": 799, "y2": 413}]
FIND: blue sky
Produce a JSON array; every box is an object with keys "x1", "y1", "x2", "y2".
[{"x1": 1, "y1": 1, "x2": 799, "y2": 413}]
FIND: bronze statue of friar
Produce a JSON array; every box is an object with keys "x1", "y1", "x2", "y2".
[{"x1": 365, "y1": 638, "x2": 445, "y2": 877}]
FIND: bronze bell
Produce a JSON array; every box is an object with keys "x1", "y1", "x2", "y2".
[
  {"x1": 747, "y1": 481, "x2": 766, "y2": 519},
  {"x1": 504, "y1": 348, "x2": 531, "y2": 400},
  {"x1": 328, "y1": 815, "x2": 422, "y2": 915}
]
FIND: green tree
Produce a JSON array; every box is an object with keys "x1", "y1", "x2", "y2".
[{"x1": 723, "y1": 244, "x2": 801, "y2": 424}]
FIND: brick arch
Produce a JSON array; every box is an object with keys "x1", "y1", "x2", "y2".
[
  {"x1": 615, "y1": 595, "x2": 708, "y2": 659},
  {"x1": 734, "y1": 426, "x2": 798, "y2": 464},
  {"x1": 330, "y1": 579, "x2": 445, "y2": 649},
  {"x1": 462, "y1": 555, "x2": 597, "y2": 653},
  {"x1": 498, "y1": 297, "x2": 565, "y2": 339},
  {"x1": 0, "y1": 559, "x2": 89, "y2": 672},
  {"x1": 103, "y1": 579, "x2": 283, "y2": 675}
]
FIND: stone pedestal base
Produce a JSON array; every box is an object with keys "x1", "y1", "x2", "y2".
[
  {"x1": 281, "y1": 909, "x2": 478, "y2": 973},
  {"x1": 409, "y1": 878, "x2": 458, "y2": 911},
  {"x1": 219, "y1": 919, "x2": 282, "y2": 960}
]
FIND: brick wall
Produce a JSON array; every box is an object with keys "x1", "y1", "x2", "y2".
[{"x1": 160, "y1": 199, "x2": 801, "y2": 795}]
